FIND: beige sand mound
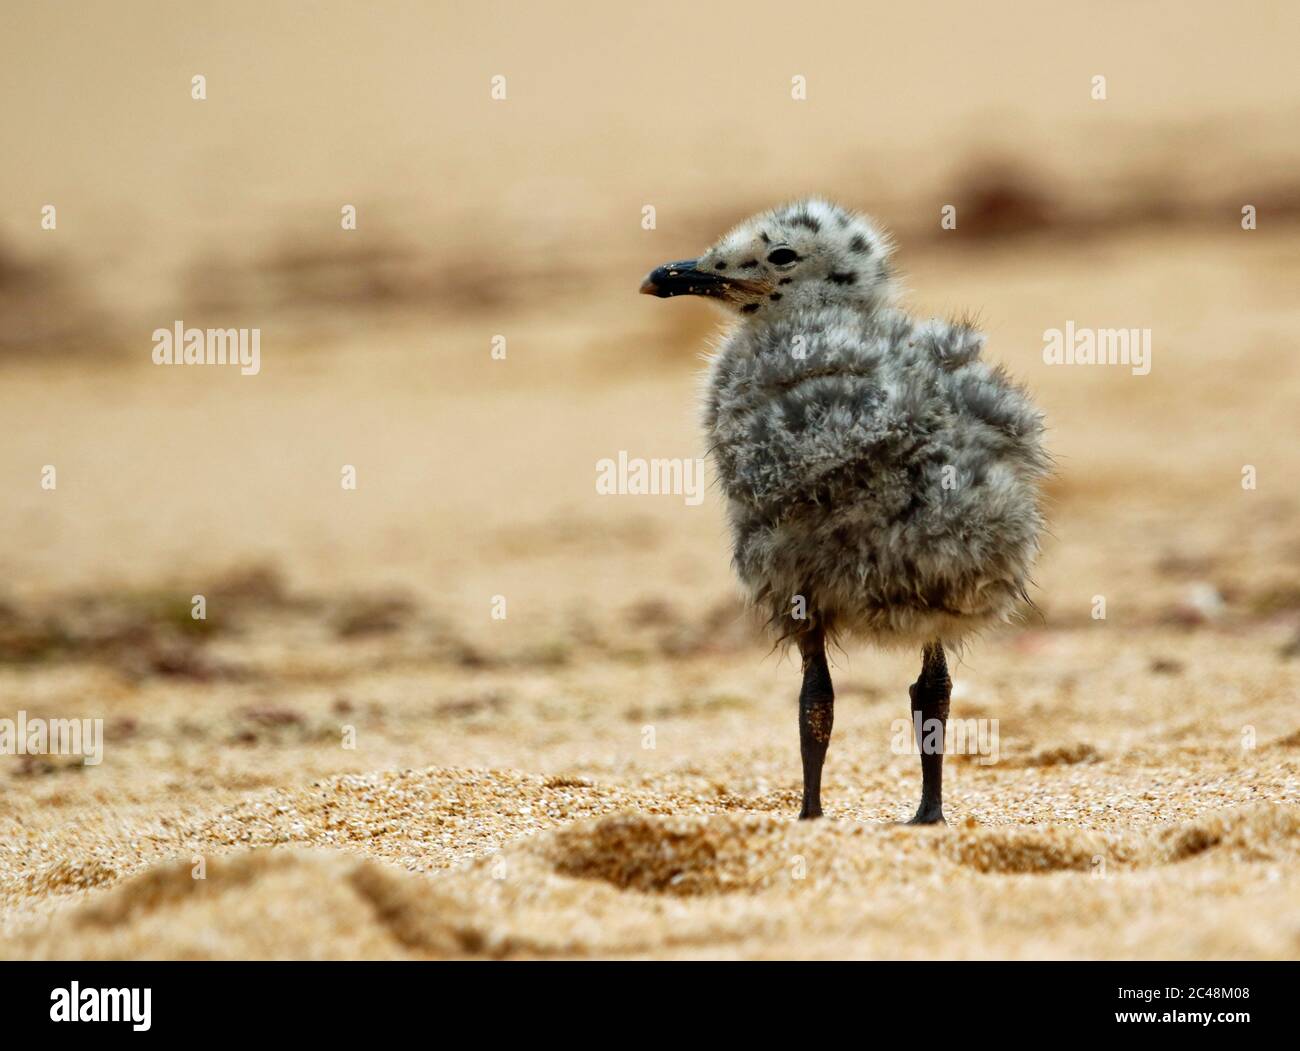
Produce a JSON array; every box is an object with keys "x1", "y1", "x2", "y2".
[
  {"x1": 8, "y1": 849, "x2": 486, "y2": 961},
  {"x1": 10, "y1": 775, "x2": 1300, "y2": 959}
]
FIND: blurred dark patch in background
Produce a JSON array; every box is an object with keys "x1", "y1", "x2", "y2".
[{"x1": 0, "y1": 242, "x2": 114, "y2": 360}]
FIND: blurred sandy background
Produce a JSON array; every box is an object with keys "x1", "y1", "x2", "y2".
[{"x1": 1, "y1": 1, "x2": 1298, "y2": 958}]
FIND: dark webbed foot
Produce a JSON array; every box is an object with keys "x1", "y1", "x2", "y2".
[{"x1": 905, "y1": 802, "x2": 946, "y2": 826}]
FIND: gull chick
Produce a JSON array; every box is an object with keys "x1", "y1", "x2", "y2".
[{"x1": 641, "y1": 198, "x2": 1048, "y2": 823}]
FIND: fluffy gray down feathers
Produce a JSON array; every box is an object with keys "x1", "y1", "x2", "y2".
[{"x1": 704, "y1": 303, "x2": 1050, "y2": 649}]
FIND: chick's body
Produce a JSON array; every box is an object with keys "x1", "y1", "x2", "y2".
[
  {"x1": 705, "y1": 303, "x2": 1048, "y2": 648},
  {"x1": 648, "y1": 198, "x2": 1049, "y2": 648}
]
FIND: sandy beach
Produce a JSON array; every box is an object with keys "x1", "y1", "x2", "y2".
[{"x1": 2, "y1": 1, "x2": 1298, "y2": 959}]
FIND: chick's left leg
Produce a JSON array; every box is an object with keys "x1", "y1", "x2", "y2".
[{"x1": 798, "y1": 626, "x2": 834, "y2": 820}]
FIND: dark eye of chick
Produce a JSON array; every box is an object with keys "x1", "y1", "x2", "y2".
[{"x1": 766, "y1": 247, "x2": 798, "y2": 266}]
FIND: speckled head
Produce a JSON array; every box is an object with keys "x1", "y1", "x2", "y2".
[{"x1": 639, "y1": 198, "x2": 896, "y2": 318}]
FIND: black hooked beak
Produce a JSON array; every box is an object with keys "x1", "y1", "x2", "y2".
[{"x1": 639, "y1": 259, "x2": 744, "y2": 299}]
